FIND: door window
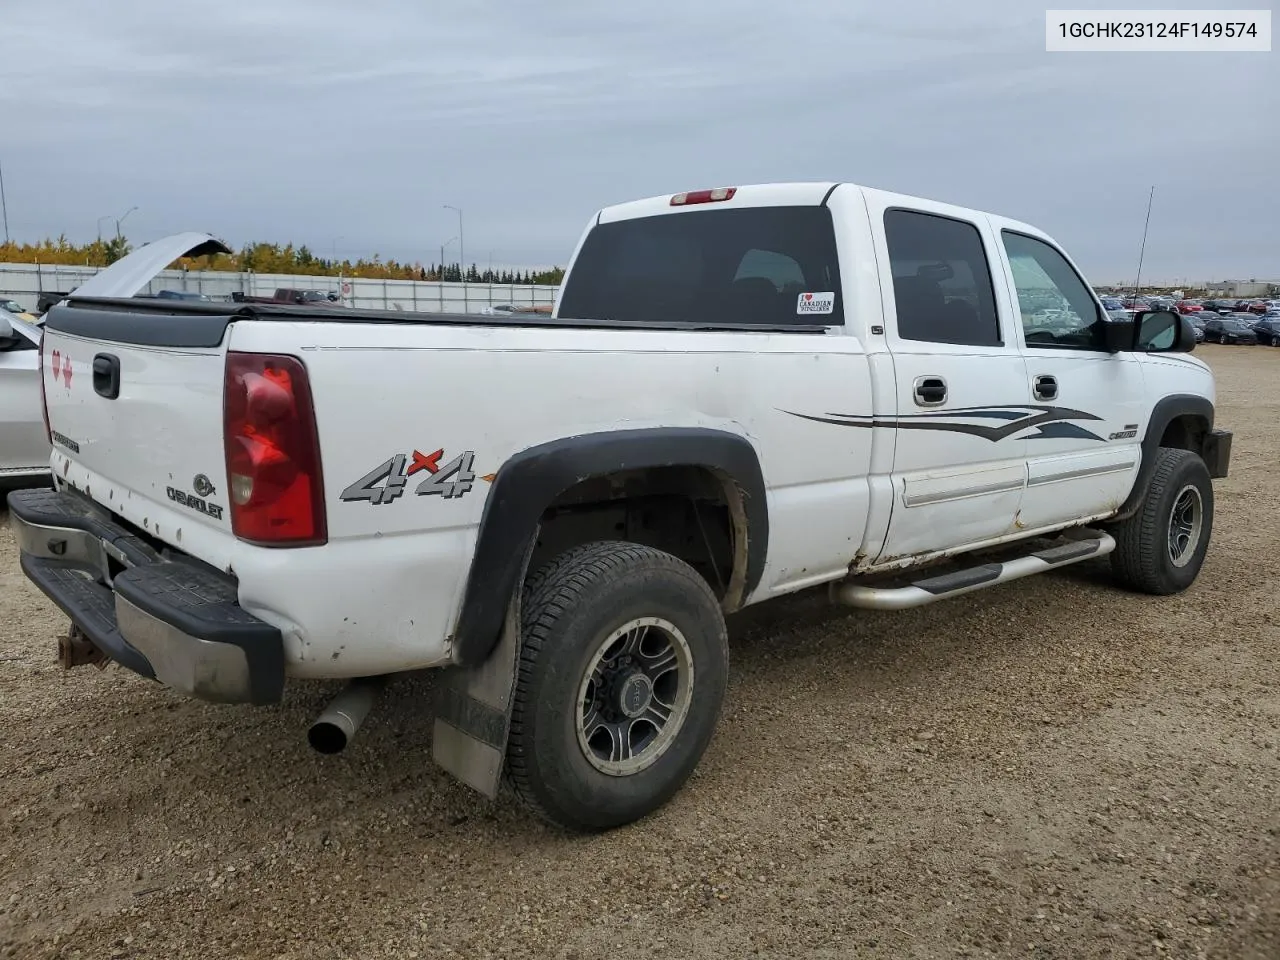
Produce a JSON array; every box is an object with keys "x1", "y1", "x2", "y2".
[
  {"x1": 1002, "y1": 231, "x2": 1106, "y2": 350},
  {"x1": 883, "y1": 209, "x2": 1002, "y2": 347}
]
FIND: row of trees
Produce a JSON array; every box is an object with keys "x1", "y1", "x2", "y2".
[{"x1": 0, "y1": 236, "x2": 565, "y2": 285}]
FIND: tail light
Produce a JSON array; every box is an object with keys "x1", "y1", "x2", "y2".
[
  {"x1": 670, "y1": 187, "x2": 737, "y2": 206},
  {"x1": 222, "y1": 352, "x2": 327, "y2": 546},
  {"x1": 38, "y1": 332, "x2": 51, "y2": 443}
]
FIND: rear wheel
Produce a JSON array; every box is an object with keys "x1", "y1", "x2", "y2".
[
  {"x1": 506, "y1": 541, "x2": 729, "y2": 831},
  {"x1": 1109, "y1": 448, "x2": 1213, "y2": 595}
]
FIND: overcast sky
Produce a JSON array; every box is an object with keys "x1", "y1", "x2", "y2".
[{"x1": 2, "y1": 1, "x2": 1275, "y2": 282}]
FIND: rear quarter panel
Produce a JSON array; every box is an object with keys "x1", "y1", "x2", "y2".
[{"x1": 228, "y1": 319, "x2": 876, "y2": 677}]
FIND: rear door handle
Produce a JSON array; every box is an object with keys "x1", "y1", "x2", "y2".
[
  {"x1": 1033, "y1": 374, "x2": 1058, "y2": 402},
  {"x1": 913, "y1": 375, "x2": 948, "y2": 407},
  {"x1": 93, "y1": 353, "x2": 121, "y2": 400}
]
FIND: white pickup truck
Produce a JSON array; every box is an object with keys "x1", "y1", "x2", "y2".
[{"x1": 10, "y1": 182, "x2": 1232, "y2": 831}]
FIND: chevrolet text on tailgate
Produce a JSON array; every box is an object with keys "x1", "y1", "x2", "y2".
[{"x1": 10, "y1": 182, "x2": 1232, "y2": 831}]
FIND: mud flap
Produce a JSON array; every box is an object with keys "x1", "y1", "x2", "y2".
[{"x1": 431, "y1": 597, "x2": 521, "y2": 798}]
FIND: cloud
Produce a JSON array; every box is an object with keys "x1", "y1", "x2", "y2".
[{"x1": 0, "y1": 0, "x2": 1273, "y2": 279}]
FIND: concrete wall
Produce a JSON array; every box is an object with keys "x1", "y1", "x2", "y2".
[{"x1": 0, "y1": 262, "x2": 561, "y2": 314}]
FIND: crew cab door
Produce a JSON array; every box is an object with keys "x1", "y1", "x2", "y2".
[
  {"x1": 993, "y1": 226, "x2": 1146, "y2": 528},
  {"x1": 865, "y1": 196, "x2": 1028, "y2": 561}
]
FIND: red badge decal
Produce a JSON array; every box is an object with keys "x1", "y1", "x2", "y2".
[{"x1": 407, "y1": 448, "x2": 444, "y2": 476}]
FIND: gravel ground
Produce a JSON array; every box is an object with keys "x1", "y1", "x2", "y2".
[{"x1": 2, "y1": 345, "x2": 1277, "y2": 960}]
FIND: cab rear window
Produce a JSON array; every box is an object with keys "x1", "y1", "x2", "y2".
[{"x1": 557, "y1": 206, "x2": 844, "y2": 327}]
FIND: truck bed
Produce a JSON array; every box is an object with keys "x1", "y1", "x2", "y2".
[{"x1": 55, "y1": 296, "x2": 831, "y2": 342}]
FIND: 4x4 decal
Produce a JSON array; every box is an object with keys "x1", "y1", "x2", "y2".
[
  {"x1": 781, "y1": 405, "x2": 1107, "y2": 442},
  {"x1": 340, "y1": 448, "x2": 494, "y2": 506}
]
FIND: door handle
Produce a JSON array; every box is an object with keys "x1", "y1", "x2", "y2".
[
  {"x1": 93, "y1": 353, "x2": 121, "y2": 400},
  {"x1": 1033, "y1": 374, "x2": 1058, "y2": 402},
  {"x1": 913, "y1": 375, "x2": 948, "y2": 407}
]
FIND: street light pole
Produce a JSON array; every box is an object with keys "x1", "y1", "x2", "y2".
[
  {"x1": 443, "y1": 205, "x2": 463, "y2": 281},
  {"x1": 440, "y1": 237, "x2": 457, "y2": 280},
  {"x1": 115, "y1": 205, "x2": 138, "y2": 241},
  {"x1": 0, "y1": 157, "x2": 10, "y2": 245}
]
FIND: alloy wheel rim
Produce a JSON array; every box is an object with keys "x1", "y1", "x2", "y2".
[
  {"x1": 575, "y1": 616, "x2": 694, "y2": 777},
  {"x1": 1167, "y1": 484, "x2": 1203, "y2": 568}
]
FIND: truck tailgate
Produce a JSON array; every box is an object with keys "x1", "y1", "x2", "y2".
[{"x1": 41, "y1": 303, "x2": 234, "y2": 558}]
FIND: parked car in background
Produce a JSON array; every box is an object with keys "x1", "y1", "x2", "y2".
[
  {"x1": 1227, "y1": 312, "x2": 1261, "y2": 328},
  {"x1": 37, "y1": 291, "x2": 75, "y2": 315},
  {"x1": 0, "y1": 307, "x2": 48, "y2": 487},
  {"x1": 480, "y1": 303, "x2": 541, "y2": 316},
  {"x1": 231, "y1": 288, "x2": 341, "y2": 306},
  {"x1": 1, "y1": 299, "x2": 39, "y2": 322},
  {"x1": 1202, "y1": 317, "x2": 1258, "y2": 344},
  {"x1": 0, "y1": 232, "x2": 231, "y2": 490},
  {"x1": 149, "y1": 289, "x2": 211, "y2": 302},
  {"x1": 1252, "y1": 318, "x2": 1280, "y2": 346}
]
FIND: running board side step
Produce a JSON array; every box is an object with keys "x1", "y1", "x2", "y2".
[{"x1": 831, "y1": 532, "x2": 1116, "y2": 611}]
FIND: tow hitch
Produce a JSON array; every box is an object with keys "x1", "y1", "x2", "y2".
[{"x1": 58, "y1": 624, "x2": 108, "y2": 670}]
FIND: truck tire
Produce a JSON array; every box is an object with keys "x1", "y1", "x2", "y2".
[
  {"x1": 506, "y1": 541, "x2": 729, "y2": 831},
  {"x1": 1110, "y1": 448, "x2": 1213, "y2": 595}
]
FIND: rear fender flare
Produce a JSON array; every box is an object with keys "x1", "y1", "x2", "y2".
[{"x1": 450, "y1": 427, "x2": 769, "y2": 667}]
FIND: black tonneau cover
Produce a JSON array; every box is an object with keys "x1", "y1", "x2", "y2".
[{"x1": 46, "y1": 297, "x2": 830, "y2": 348}]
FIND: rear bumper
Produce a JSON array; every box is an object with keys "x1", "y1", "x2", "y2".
[
  {"x1": 7, "y1": 487, "x2": 284, "y2": 704},
  {"x1": 1204, "y1": 428, "x2": 1232, "y2": 480}
]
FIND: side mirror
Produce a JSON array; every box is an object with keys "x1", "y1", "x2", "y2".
[{"x1": 1135, "y1": 309, "x2": 1196, "y2": 353}]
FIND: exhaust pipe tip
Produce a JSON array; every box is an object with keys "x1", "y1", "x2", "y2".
[
  {"x1": 307, "y1": 679, "x2": 380, "y2": 755},
  {"x1": 308, "y1": 720, "x2": 352, "y2": 755}
]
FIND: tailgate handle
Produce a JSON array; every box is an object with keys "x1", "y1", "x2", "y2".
[{"x1": 92, "y1": 353, "x2": 121, "y2": 399}]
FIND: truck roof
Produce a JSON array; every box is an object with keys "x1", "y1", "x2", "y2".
[
  {"x1": 595, "y1": 181, "x2": 1045, "y2": 238},
  {"x1": 598, "y1": 182, "x2": 840, "y2": 223}
]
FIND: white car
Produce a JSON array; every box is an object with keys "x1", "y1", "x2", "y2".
[
  {"x1": 1, "y1": 298, "x2": 39, "y2": 322},
  {"x1": 0, "y1": 233, "x2": 230, "y2": 489},
  {"x1": 480, "y1": 302, "x2": 543, "y2": 316},
  {"x1": 12, "y1": 183, "x2": 1230, "y2": 832},
  {"x1": 0, "y1": 308, "x2": 48, "y2": 485}
]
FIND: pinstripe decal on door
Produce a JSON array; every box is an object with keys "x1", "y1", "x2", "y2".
[{"x1": 780, "y1": 405, "x2": 1107, "y2": 443}]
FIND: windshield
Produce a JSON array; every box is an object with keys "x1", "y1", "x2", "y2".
[{"x1": 557, "y1": 205, "x2": 844, "y2": 326}]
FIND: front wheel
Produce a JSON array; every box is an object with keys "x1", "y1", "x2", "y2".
[
  {"x1": 505, "y1": 541, "x2": 729, "y2": 831},
  {"x1": 1109, "y1": 448, "x2": 1213, "y2": 595}
]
